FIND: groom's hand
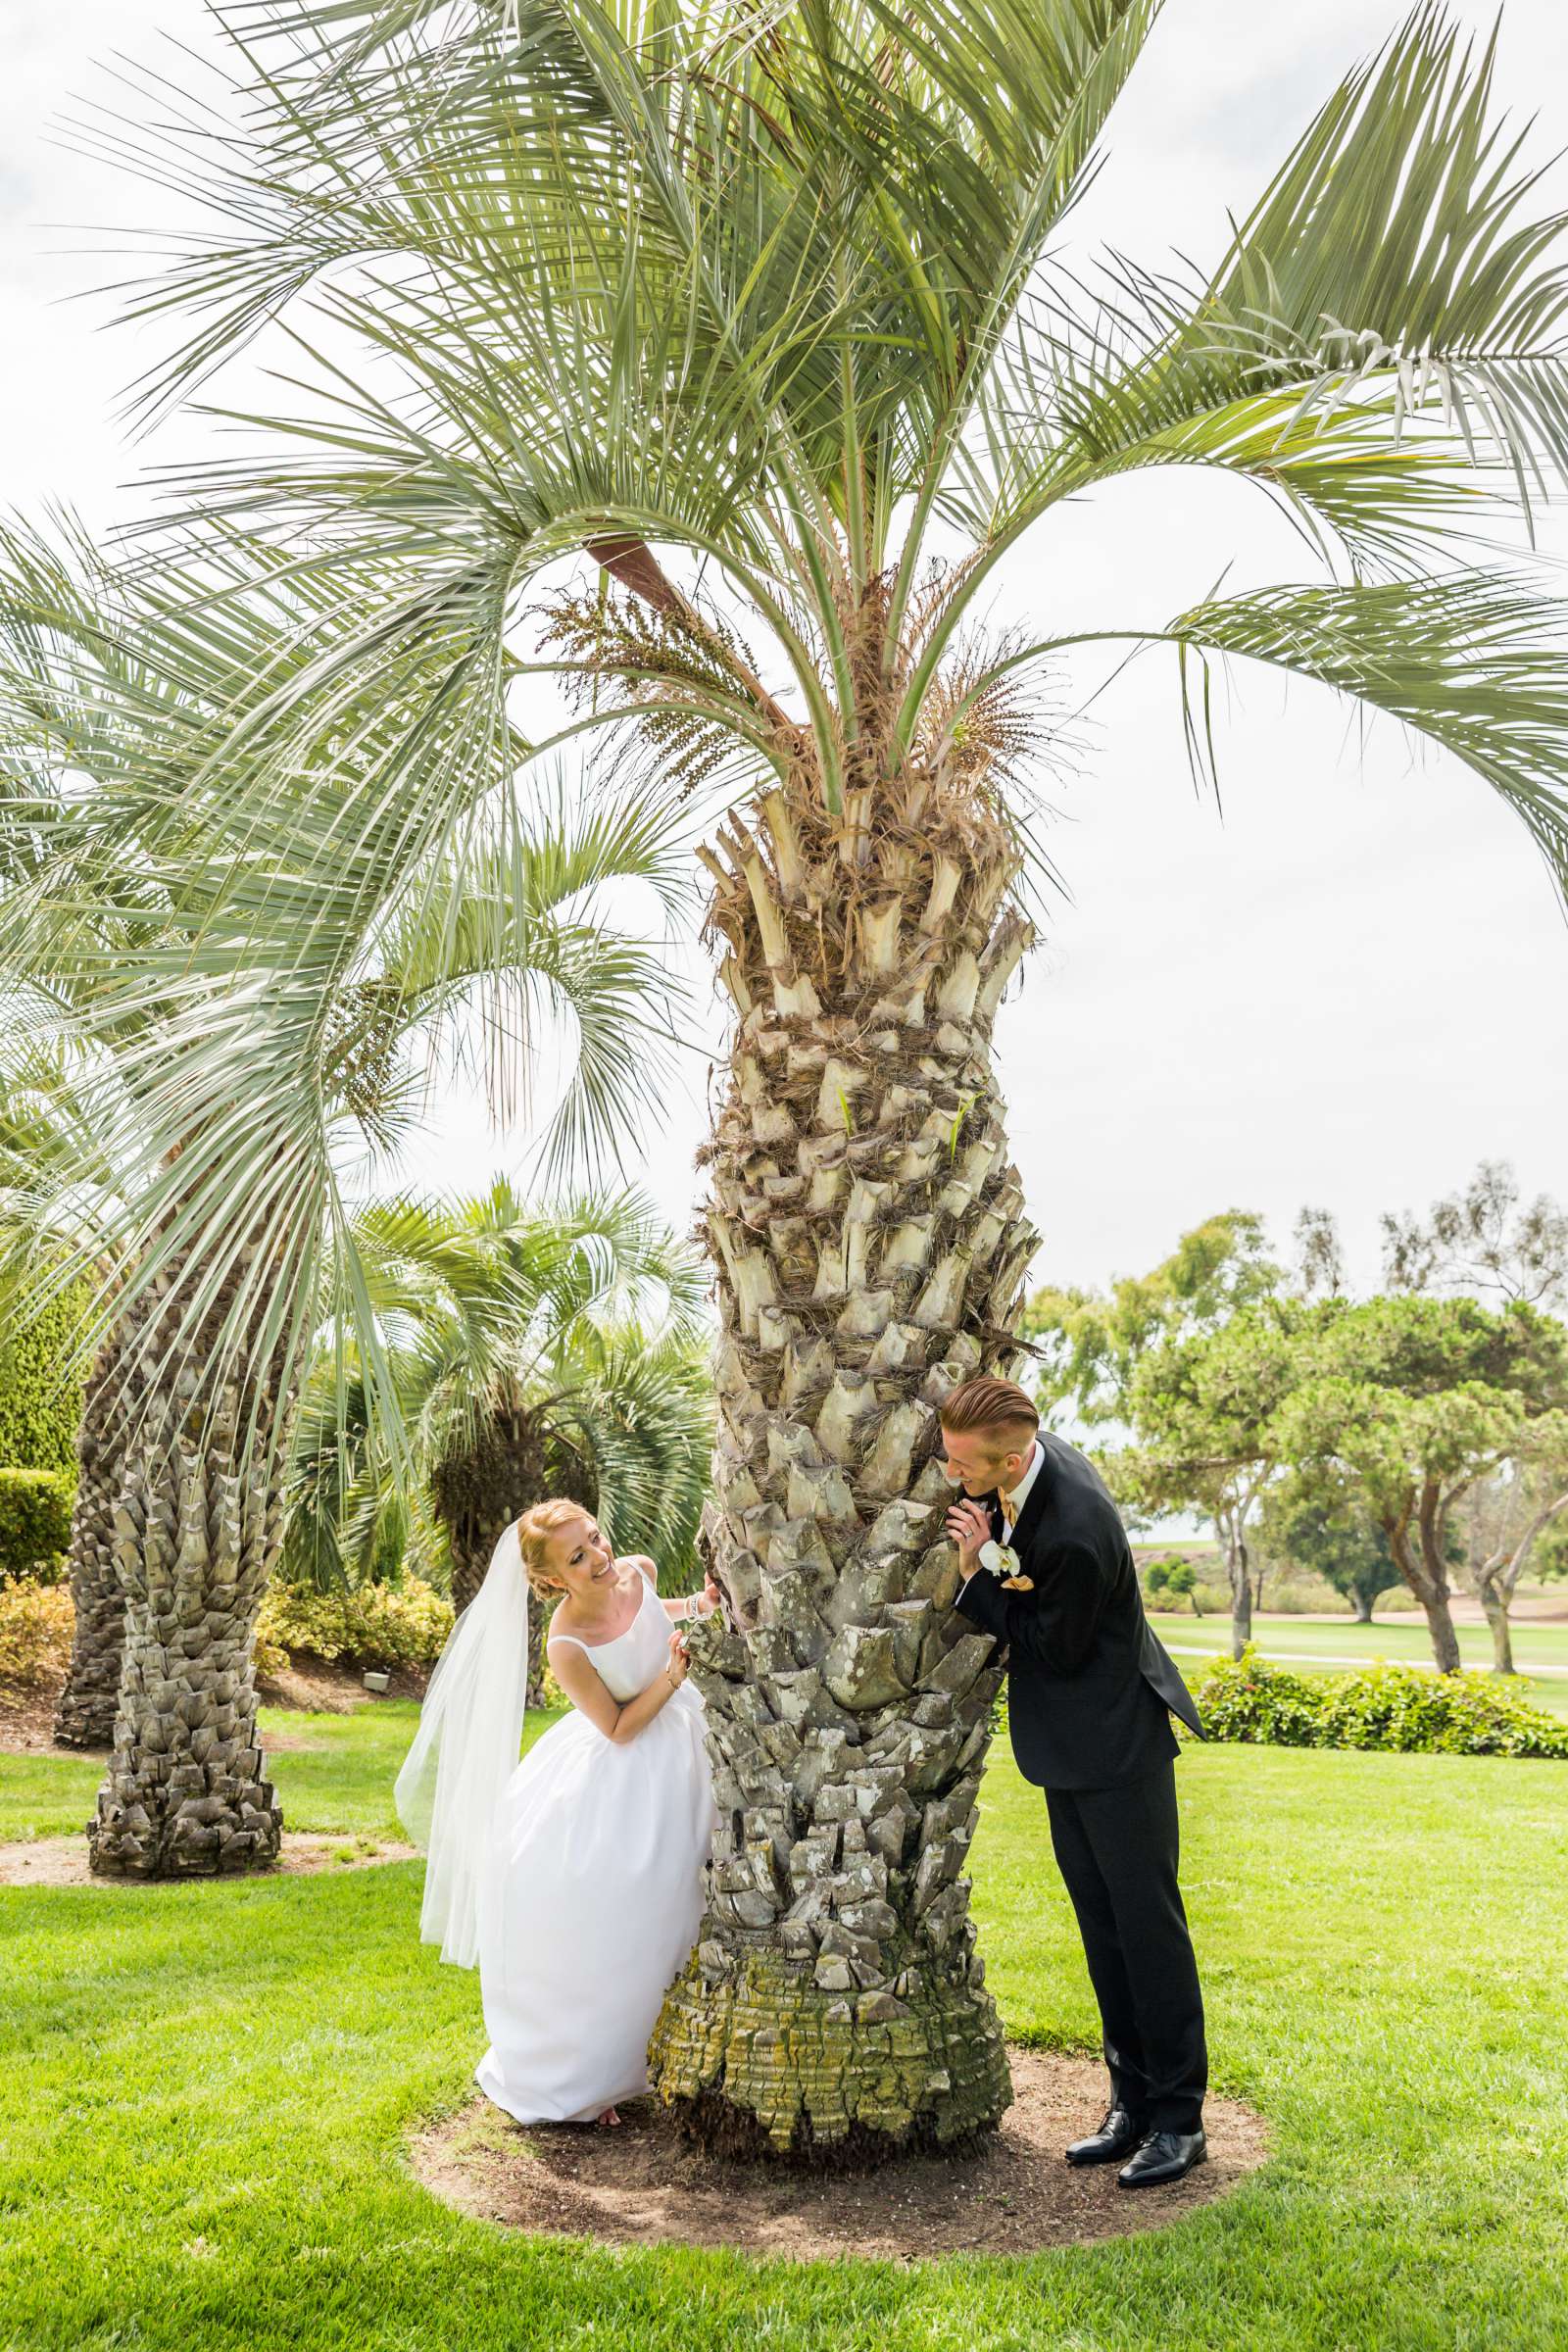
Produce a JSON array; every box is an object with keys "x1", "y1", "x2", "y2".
[{"x1": 946, "y1": 1497, "x2": 991, "y2": 1582}]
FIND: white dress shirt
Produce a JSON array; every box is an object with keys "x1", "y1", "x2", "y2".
[{"x1": 977, "y1": 1437, "x2": 1044, "y2": 1573}]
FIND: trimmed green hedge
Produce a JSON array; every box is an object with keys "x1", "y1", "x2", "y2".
[
  {"x1": 0, "y1": 1469, "x2": 74, "y2": 1587},
  {"x1": 0, "y1": 1285, "x2": 87, "y2": 1477},
  {"x1": 1193, "y1": 1645, "x2": 1568, "y2": 1759}
]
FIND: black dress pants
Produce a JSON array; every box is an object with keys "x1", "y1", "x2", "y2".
[{"x1": 1044, "y1": 1757, "x2": 1206, "y2": 2133}]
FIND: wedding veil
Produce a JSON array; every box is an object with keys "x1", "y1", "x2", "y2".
[{"x1": 393, "y1": 1518, "x2": 529, "y2": 1968}]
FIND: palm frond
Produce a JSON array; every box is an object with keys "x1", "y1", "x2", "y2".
[
  {"x1": 0, "y1": 515, "x2": 698, "y2": 1448},
  {"x1": 284, "y1": 1178, "x2": 712, "y2": 1584},
  {"x1": 1162, "y1": 571, "x2": 1568, "y2": 894},
  {"x1": 945, "y1": 9, "x2": 1568, "y2": 572}
]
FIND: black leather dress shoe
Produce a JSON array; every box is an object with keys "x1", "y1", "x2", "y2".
[
  {"x1": 1117, "y1": 2128, "x2": 1207, "y2": 2188},
  {"x1": 1064, "y1": 2105, "x2": 1146, "y2": 2166}
]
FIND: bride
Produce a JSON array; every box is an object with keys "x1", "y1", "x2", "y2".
[{"x1": 394, "y1": 1498, "x2": 720, "y2": 2128}]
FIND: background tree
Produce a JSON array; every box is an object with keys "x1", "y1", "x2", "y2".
[
  {"x1": 1383, "y1": 1159, "x2": 1568, "y2": 1309},
  {"x1": 1258, "y1": 1486, "x2": 1400, "y2": 1622},
  {"x1": 284, "y1": 1185, "x2": 712, "y2": 1700},
  {"x1": 40, "y1": 0, "x2": 1568, "y2": 2162},
  {"x1": 1107, "y1": 1301, "x2": 1304, "y2": 1656},
  {"x1": 1274, "y1": 1297, "x2": 1568, "y2": 1672},
  {"x1": 1025, "y1": 1210, "x2": 1282, "y2": 1426},
  {"x1": 1295, "y1": 1206, "x2": 1348, "y2": 1301},
  {"x1": 1142, "y1": 1554, "x2": 1201, "y2": 1616},
  {"x1": 1453, "y1": 1440, "x2": 1568, "y2": 1674},
  {"x1": 0, "y1": 525, "x2": 688, "y2": 1855},
  {"x1": 1532, "y1": 1508, "x2": 1568, "y2": 1587}
]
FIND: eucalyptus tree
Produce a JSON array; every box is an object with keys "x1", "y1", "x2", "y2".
[
  {"x1": 0, "y1": 521, "x2": 688, "y2": 1866},
  {"x1": 1455, "y1": 1446, "x2": 1568, "y2": 1674},
  {"x1": 1383, "y1": 1158, "x2": 1568, "y2": 1309},
  {"x1": 285, "y1": 1183, "x2": 712, "y2": 1701},
  {"x1": 74, "y1": 1, "x2": 1568, "y2": 2155}
]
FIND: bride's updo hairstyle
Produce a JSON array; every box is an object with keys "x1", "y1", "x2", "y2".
[{"x1": 514, "y1": 1498, "x2": 595, "y2": 1599}]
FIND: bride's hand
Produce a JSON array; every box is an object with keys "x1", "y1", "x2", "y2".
[{"x1": 664, "y1": 1631, "x2": 690, "y2": 1689}]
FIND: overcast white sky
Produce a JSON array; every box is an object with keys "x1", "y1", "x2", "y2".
[{"x1": 5, "y1": 0, "x2": 1567, "y2": 1300}]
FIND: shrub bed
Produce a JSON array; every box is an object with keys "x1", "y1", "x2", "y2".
[
  {"x1": 1193, "y1": 1646, "x2": 1568, "y2": 1758},
  {"x1": 253, "y1": 1577, "x2": 455, "y2": 1680},
  {"x1": 0, "y1": 1582, "x2": 74, "y2": 1686}
]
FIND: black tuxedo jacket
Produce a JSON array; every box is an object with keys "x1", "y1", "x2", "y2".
[{"x1": 953, "y1": 1431, "x2": 1203, "y2": 1789}]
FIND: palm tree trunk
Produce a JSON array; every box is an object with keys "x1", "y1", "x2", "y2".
[
  {"x1": 433, "y1": 1406, "x2": 557, "y2": 1705},
  {"x1": 53, "y1": 1336, "x2": 128, "y2": 1749},
  {"x1": 88, "y1": 1268, "x2": 289, "y2": 1879},
  {"x1": 648, "y1": 775, "x2": 1034, "y2": 2166}
]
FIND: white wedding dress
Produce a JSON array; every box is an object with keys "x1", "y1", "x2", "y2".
[{"x1": 473, "y1": 1568, "x2": 718, "y2": 2124}]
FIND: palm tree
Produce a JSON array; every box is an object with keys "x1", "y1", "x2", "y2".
[
  {"x1": 0, "y1": 520, "x2": 690, "y2": 1864},
  {"x1": 57, "y1": 1, "x2": 1568, "y2": 2155},
  {"x1": 284, "y1": 1183, "x2": 712, "y2": 1701}
]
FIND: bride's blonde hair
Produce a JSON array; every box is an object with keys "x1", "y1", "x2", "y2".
[{"x1": 514, "y1": 1498, "x2": 599, "y2": 1598}]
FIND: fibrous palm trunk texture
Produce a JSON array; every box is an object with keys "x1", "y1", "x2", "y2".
[
  {"x1": 649, "y1": 757, "x2": 1037, "y2": 2165},
  {"x1": 88, "y1": 1264, "x2": 290, "y2": 1878},
  {"x1": 54, "y1": 1336, "x2": 129, "y2": 1748},
  {"x1": 433, "y1": 1404, "x2": 561, "y2": 1704}
]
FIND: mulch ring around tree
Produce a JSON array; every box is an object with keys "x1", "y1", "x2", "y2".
[
  {"x1": 0, "y1": 1832, "x2": 417, "y2": 1887},
  {"x1": 409, "y1": 2048, "x2": 1267, "y2": 2263}
]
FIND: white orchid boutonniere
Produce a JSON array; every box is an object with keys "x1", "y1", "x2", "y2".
[{"x1": 979, "y1": 1540, "x2": 1034, "y2": 1592}]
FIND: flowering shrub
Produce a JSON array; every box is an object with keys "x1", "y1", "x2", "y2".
[
  {"x1": 1193, "y1": 1645, "x2": 1568, "y2": 1759},
  {"x1": 254, "y1": 1576, "x2": 455, "y2": 1680},
  {"x1": 0, "y1": 1581, "x2": 74, "y2": 1685}
]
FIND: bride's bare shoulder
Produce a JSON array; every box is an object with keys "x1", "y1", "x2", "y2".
[{"x1": 620, "y1": 1553, "x2": 659, "y2": 1587}]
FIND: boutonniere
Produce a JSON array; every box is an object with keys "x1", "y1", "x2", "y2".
[
  {"x1": 983, "y1": 1542, "x2": 1034, "y2": 1592},
  {"x1": 1001, "y1": 1558, "x2": 1035, "y2": 1591}
]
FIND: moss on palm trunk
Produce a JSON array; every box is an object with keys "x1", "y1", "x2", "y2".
[{"x1": 650, "y1": 1944, "x2": 1012, "y2": 2164}]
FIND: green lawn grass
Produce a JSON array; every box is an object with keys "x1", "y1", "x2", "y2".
[
  {"x1": 1151, "y1": 1610, "x2": 1568, "y2": 1718},
  {"x1": 3, "y1": 1706, "x2": 1565, "y2": 2351}
]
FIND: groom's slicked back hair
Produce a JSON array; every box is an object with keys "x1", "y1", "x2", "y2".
[{"x1": 940, "y1": 1376, "x2": 1040, "y2": 1446}]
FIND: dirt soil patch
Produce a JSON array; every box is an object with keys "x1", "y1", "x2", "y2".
[
  {"x1": 0, "y1": 1652, "x2": 428, "y2": 1755},
  {"x1": 0, "y1": 1831, "x2": 417, "y2": 1887},
  {"x1": 0, "y1": 1681, "x2": 77, "y2": 1754},
  {"x1": 410, "y1": 2048, "x2": 1267, "y2": 2263},
  {"x1": 257, "y1": 1657, "x2": 431, "y2": 1713}
]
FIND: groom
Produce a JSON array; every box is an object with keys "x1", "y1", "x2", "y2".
[{"x1": 937, "y1": 1375, "x2": 1209, "y2": 2187}]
